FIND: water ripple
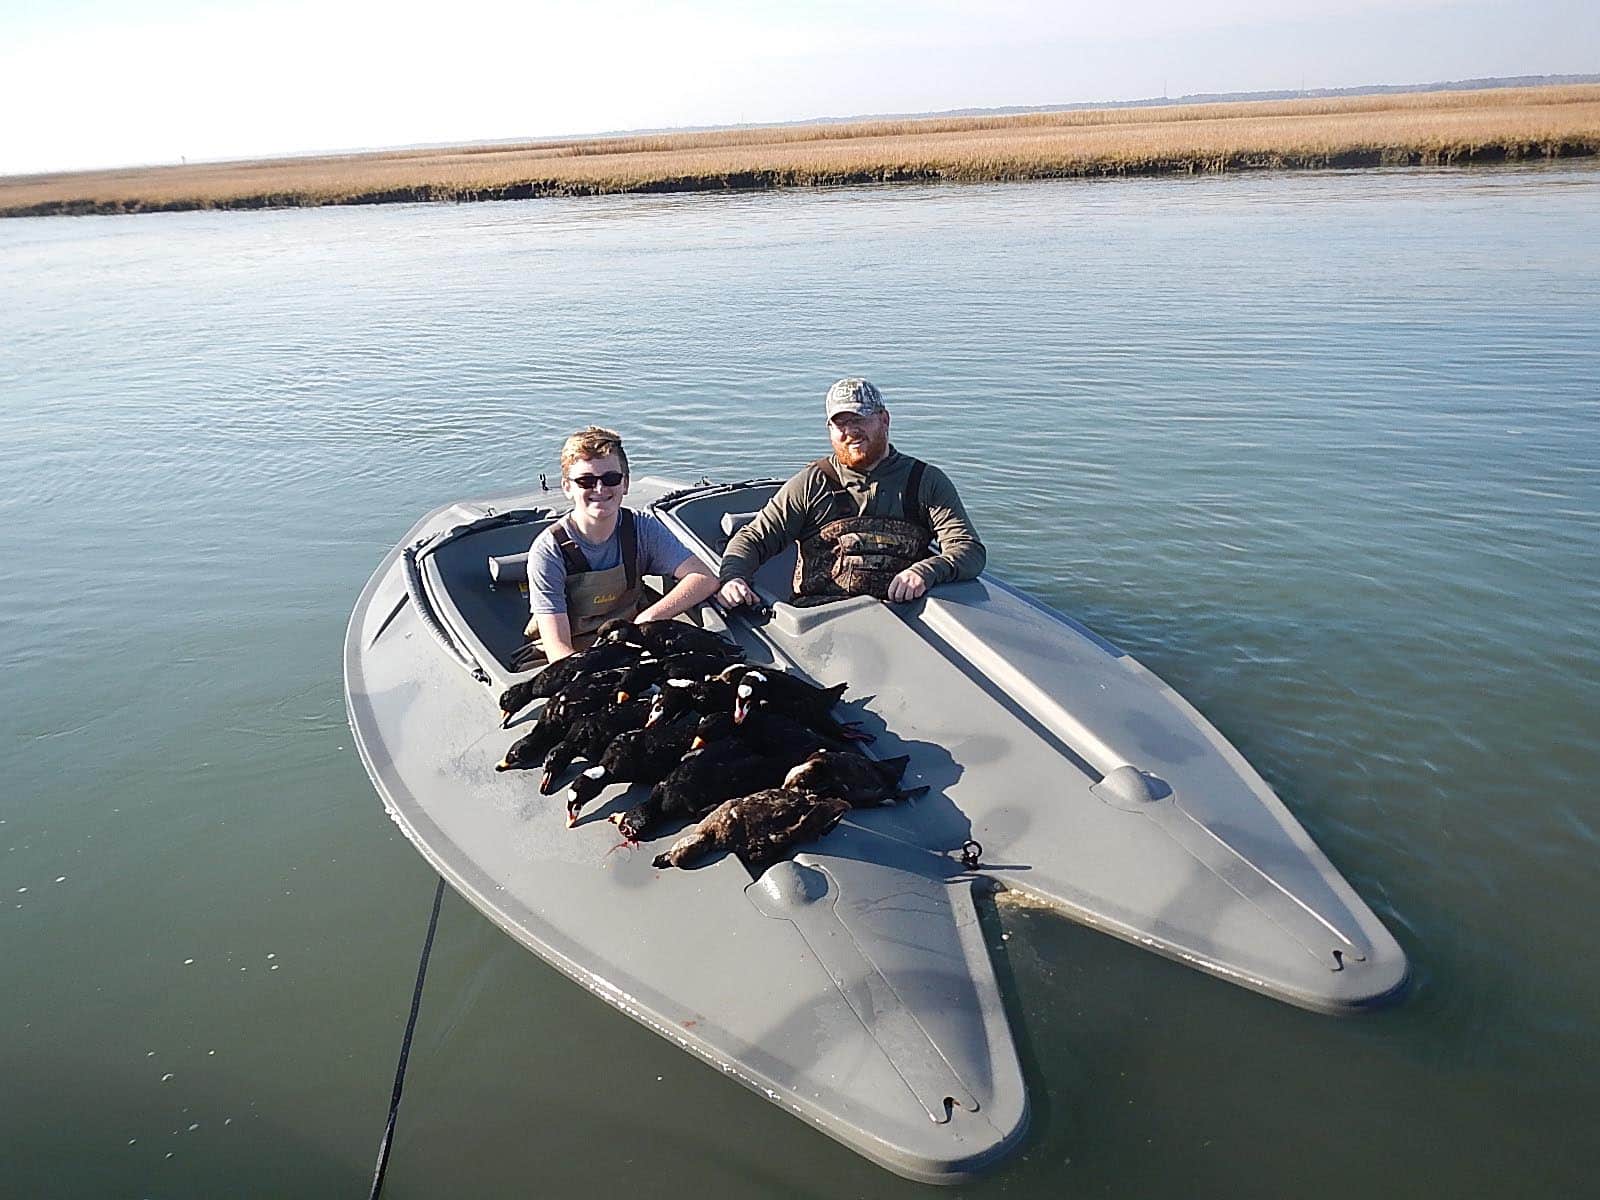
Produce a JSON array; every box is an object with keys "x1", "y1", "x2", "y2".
[{"x1": 3, "y1": 162, "x2": 1600, "y2": 1196}]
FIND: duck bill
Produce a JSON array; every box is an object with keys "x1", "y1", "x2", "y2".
[
  {"x1": 495, "y1": 759, "x2": 511, "y2": 772},
  {"x1": 733, "y1": 698, "x2": 750, "y2": 725},
  {"x1": 689, "y1": 736, "x2": 707, "y2": 751},
  {"x1": 538, "y1": 771, "x2": 558, "y2": 795},
  {"x1": 500, "y1": 712, "x2": 514, "y2": 729}
]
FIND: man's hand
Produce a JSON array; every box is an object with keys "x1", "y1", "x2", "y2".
[
  {"x1": 885, "y1": 569, "x2": 928, "y2": 604},
  {"x1": 717, "y1": 578, "x2": 760, "y2": 609}
]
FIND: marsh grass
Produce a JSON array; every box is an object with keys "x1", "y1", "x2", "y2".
[{"x1": 6, "y1": 85, "x2": 1599, "y2": 217}]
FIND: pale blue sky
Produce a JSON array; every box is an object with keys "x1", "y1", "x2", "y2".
[{"x1": 2, "y1": 0, "x2": 1595, "y2": 175}]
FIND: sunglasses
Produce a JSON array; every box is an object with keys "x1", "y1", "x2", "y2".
[{"x1": 568, "y1": 471, "x2": 625, "y2": 490}]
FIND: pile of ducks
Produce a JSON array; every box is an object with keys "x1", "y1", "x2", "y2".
[{"x1": 495, "y1": 617, "x2": 923, "y2": 871}]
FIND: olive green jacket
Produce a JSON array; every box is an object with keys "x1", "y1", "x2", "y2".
[{"x1": 718, "y1": 448, "x2": 986, "y2": 589}]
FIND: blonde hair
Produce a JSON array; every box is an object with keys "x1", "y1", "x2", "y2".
[{"x1": 559, "y1": 426, "x2": 629, "y2": 479}]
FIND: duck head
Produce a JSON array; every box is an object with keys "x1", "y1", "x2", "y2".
[
  {"x1": 733, "y1": 670, "x2": 767, "y2": 725},
  {"x1": 609, "y1": 807, "x2": 647, "y2": 843},
  {"x1": 496, "y1": 730, "x2": 548, "y2": 772},
  {"x1": 782, "y1": 750, "x2": 827, "y2": 793},
  {"x1": 646, "y1": 678, "x2": 693, "y2": 727},
  {"x1": 691, "y1": 711, "x2": 736, "y2": 751},
  {"x1": 537, "y1": 762, "x2": 565, "y2": 795},
  {"x1": 594, "y1": 617, "x2": 636, "y2": 645},
  {"x1": 784, "y1": 749, "x2": 908, "y2": 806},
  {"x1": 565, "y1": 765, "x2": 609, "y2": 825},
  {"x1": 498, "y1": 680, "x2": 539, "y2": 727}
]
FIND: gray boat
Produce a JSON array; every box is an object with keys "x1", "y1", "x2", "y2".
[{"x1": 344, "y1": 476, "x2": 1408, "y2": 1183}]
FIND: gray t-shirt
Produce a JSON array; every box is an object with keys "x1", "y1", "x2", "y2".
[{"x1": 528, "y1": 510, "x2": 697, "y2": 616}]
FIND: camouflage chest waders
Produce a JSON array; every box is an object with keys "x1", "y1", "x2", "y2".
[{"x1": 792, "y1": 458, "x2": 930, "y2": 601}]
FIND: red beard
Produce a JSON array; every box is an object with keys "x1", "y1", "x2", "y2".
[{"x1": 834, "y1": 427, "x2": 888, "y2": 470}]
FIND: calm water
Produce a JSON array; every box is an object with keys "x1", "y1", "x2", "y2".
[{"x1": 2, "y1": 166, "x2": 1598, "y2": 1198}]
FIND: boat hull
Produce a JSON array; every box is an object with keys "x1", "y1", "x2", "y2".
[{"x1": 344, "y1": 478, "x2": 1406, "y2": 1182}]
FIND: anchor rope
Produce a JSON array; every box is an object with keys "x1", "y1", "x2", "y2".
[{"x1": 368, "y1": 875, "x2": 447, "y2": 1199}]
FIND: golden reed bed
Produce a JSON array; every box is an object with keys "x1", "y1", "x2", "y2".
[{"x1": 5, "y1": 85, "x2": 1599, "y2": 217}]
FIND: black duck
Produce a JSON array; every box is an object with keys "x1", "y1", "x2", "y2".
[
  {"x1": 596, "y1": 617, "x2": 741, "y2": 659},
  {"x1": 613, "y1": 741, "x2": 790, "y2": 842},
  {"x1": 730, "y1": 668, "x2": 867, "y2": 743},
  {"x1": 538, "y1": 698, "x2": 652, "y2": 795},
  {"x1": 512, "y1": 638, "x2": 648, "y2": 698},
  {"x1": 690, "y1": 709, "x2": 847, "y2": 764},
  {"x1": 783, "y1": 749, "x2": 925, "y2": 807},
  {"x1": 565, "y1": 717, "x2": 696, "y2": 825}
]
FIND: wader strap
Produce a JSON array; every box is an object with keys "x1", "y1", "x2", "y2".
[
  {"x1": 550, "y1": 523, "x2": 592, "y2": 575},
  {"x1": 813, "y1": 457, "x2": 847, "y2": 495},
  {"x1": 814, "y1": 456, "x2": 928, "y2": 527},
  {"x1": 903, "y1": 459, "x2": 927, "y2": 530},
  {"x1": 619, "y1": 509, "x2": 638, "y2": 591},
  {"x1": 550, "y1": 510, "x2": 639, "y2": 587}
]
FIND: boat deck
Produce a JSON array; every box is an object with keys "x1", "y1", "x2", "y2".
[{"x1": 345, "y1": 478, "x2": 1407, "y2": 1182}]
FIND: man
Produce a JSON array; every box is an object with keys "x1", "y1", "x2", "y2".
[
  {"x1": 717, "y1": 378, "x2": 985, "y2": 610},
  {"x1": 526, "y1": 426, "x2": 720, "y2": 661}
]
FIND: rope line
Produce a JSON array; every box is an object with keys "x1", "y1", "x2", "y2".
[{"x1": 368, "y1": 875, "x2": 447, "y2": 1200}]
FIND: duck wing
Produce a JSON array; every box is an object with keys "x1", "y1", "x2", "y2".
[{"x1": 731, "y1": 789, "x2": 851, "y2": 869}]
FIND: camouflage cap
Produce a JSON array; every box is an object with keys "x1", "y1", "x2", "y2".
[{"x1": 824, "y1": 377, "x2": 887, "y2": 419}]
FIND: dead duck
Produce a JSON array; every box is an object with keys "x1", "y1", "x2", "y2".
[
  {"x1": 537, "y1": 698, "x2": 652, "y2": 795},
  {"x1": 689, "y1": 710, "x2": 846, "y2": 763},
  {"x1": 729, "y1": 668, "x2": 868, "y2": 743},
  {"x1": 596, "y1": 617, "x2": 741, "y2": 660},
  {"x1": 655, "y1": 648, "x2": 745, "y2": 684},
  {"x1": 542, "y1": 663, "x2": 658, "y2": 723},
  {"x1": 783, "y1": 749, "x2": 926, "y2": 807},
  {"x1": 652, "y1": 788, "x2": 850, "y2": 871},
  {"x1": 497, "y1": 670, "x2": 653, "y2": 766},
  {"x1": 645, "y1": 674, "x2": 738, "y2": 728},
  {"x1": 510, "y1": 637, "x2": 648, "y2": 698},
  {"x1": 565, "y1": 717, "x2": 697, "y2": 826},
  {"x1": 498, "y1": 660, "x2": 656, "y2": 729},
  {"x1": 613, "y1": 741, "x2": 790, "y2": 842},
  {"x1": 496, "y1": 717, "x2": 567, "y2": 773},
  {"x1": 497, "y1": 679, "x2": 543, "y2": 728},
  {"x1": 723, "y1": 665, "x2": 847, "y2": 723}
]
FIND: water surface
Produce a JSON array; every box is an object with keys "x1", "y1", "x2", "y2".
[{"x1": 2, "y1": 165, "x2": 1598, "y2": 1197}]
